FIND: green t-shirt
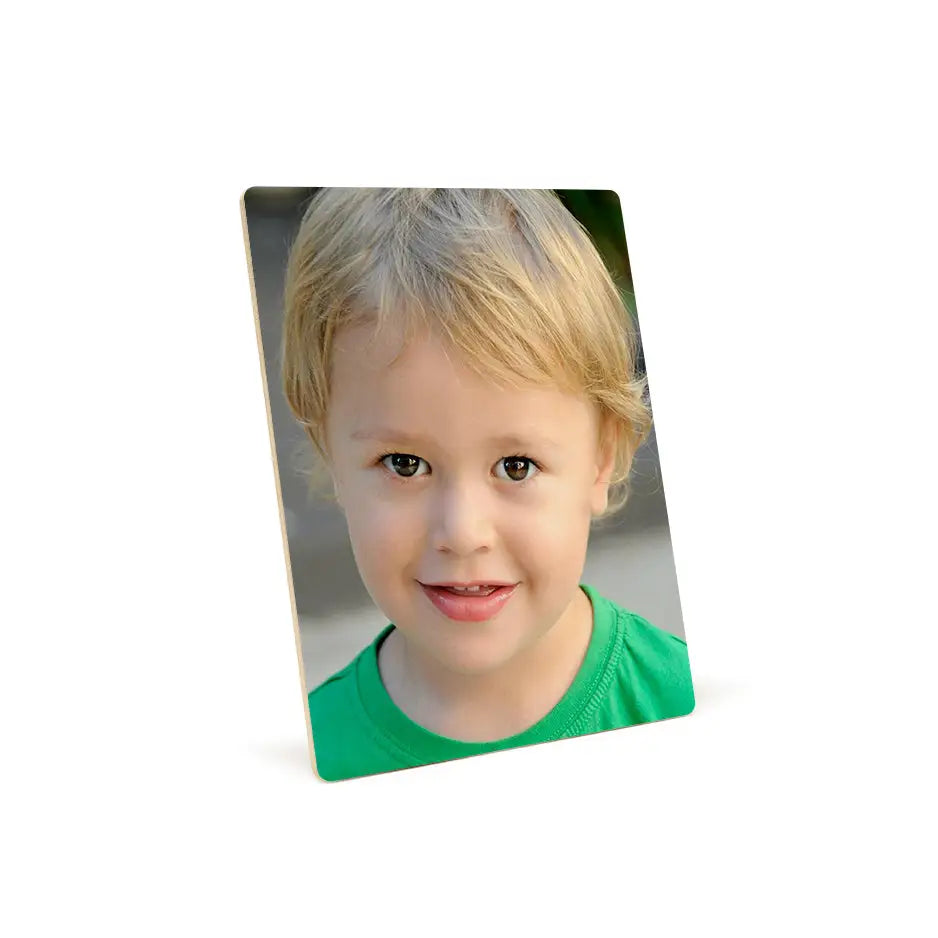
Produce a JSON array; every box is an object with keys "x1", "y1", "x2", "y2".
[{"x1": 308, "y1": 584, "x2": 695, "y2": 781}]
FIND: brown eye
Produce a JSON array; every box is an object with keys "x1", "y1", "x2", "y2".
[
  {"x1": 381, "y1": 453, "x2": 429, "y2": 478},
  {"x1": 495, "y1": 457, "x2": 538, "y2": 483}
]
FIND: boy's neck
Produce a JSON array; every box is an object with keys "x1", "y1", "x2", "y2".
[{"x1": 377, "y1": 588, "x2": 594, "y2": 743}]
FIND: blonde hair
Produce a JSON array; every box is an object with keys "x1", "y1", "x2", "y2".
[{"x1": 282, "y1": 188, "x2": 652, "y2": 516}]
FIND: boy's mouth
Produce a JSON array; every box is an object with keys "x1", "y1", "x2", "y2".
[
  {"x1": 433, "y1": 584, "x2": 499, "y2": 596},
  {"x1": 418, "y1": 581, "x2": 518, "y2": 622}
]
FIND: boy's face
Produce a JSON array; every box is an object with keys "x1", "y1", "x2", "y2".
[{"x1": 325, "y1": 324, "x2": 616, "y2": 677}]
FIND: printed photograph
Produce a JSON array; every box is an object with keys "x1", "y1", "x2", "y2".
[{"x1": 242, "y1": 188, "x2": 694, "y2": 781}]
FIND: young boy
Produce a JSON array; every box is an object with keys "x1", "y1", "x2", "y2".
[{"x1": 282, "y1": 188, "x2": 694, "y2": 781}]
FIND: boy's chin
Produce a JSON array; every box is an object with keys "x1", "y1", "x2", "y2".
[{"x1": 406, "y1": 620, "x2": 540, "y2": 678}]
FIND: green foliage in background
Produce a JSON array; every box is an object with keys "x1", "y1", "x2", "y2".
[
  {"x1": 555, "y1": 190, "x2": 635, "y2": 316},
  {"x1": 554, "y1": 190, "x2": 644, "y2": 380}
]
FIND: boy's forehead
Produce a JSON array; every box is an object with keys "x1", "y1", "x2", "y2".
[
  {"x1": 331, "y1": 321, "x2": 569, "y2": 392},
  {"x1": 329, "y1": 323, "x2": 599, "y2": 447},
  {"x1": 332, "y1": 321, "x2": 408, "y2": 371},
  {"x1": 332, "y1": 322, "x2": 535, "y2": 397}
]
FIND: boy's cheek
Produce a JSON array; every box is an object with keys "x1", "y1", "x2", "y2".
[
  {"x1": 345, "y1": 504, "x2": 416, "y2": 558},
  {"x1": 517, "y1": 505, "x2": 590, "y2": 555}
]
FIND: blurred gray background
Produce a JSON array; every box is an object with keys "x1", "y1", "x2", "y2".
[{"x1": 242, "y1": 188, "x2": 686, "y2": 691}]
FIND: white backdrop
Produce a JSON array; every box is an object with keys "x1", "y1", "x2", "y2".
[{"x1": 3, "y1": 4, "x2": 936, "y2": 936}]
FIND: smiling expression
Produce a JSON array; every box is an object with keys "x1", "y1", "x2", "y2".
[{"x1": 325, "y1": 324, "x2": 615, "y2": 676}]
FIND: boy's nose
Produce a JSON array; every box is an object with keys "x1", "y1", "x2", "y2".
[{"x1": 429, "y1": 480, "x2": 495, "y2": 556}]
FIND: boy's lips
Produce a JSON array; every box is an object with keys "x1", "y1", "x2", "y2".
[{"x1": 418, "y1": 581, "x2": 519, "y2": 622}]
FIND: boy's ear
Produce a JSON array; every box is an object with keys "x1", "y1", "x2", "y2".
[
  {"x1": 325, "y1": 460, "x2": 344, "y2": 511},
  {"x1": 313, "y1": 437, "x2": 345, "y2": 511},
  {"x1": 332, "y1": 475, "x2": 345, "y2": 511},
  {"x1": 590, "y1": 419, "x2": 620, "y2": 517}
]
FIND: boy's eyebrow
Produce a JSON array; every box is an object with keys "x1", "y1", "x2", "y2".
[
  {"x1": 489, "y1": 433, "x2": 562, "y2": 451},
  {"x1": 351, "y1": 427, "x2": 427, "y2": 444},
  {"x1": 350, "y1": 427, "x2": 562, "y2": 450}
]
